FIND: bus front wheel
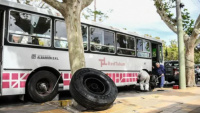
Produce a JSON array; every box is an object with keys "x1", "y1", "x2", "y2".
[{"x1": 27, "y1": 71, "x2": 58, "y2": 103}]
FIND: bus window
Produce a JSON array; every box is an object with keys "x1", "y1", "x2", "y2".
[
  {"x1": 90, "y1": 27, "x2": 114, "y2": 53},
  {"x1": 31, "y1": 15, "x2": 51, "y2": 38},
  {"x1": 54, "y1": 20, "x2": 68, "y2": 48},
  {"x1": 137, "y1": 39, "x2": 143, "y2": 51},
  {"x1": 9, "y1": 11, "x2": 31, "y2": 35},
  {"x1": 117, "y1": 34, "x2": 135, "y2": 56},
  {"x1": 159, "y1": 46, "x2": 163, "y2": 62},
  {"x1": 143, "y1": 40, "x2": 150, "y2": 52},
  {"x1": 54, "y1": 20, "x2": 88, "y2": 50},
  {"x1": 82, "y1": 25, "x2": 88, "y2": 50},
  {"x1": 137, "y1": 39, "x2": 151, "y2": 58},
  {"x1": 8, "y1": 11, "x2": 51, "y2": 47}
]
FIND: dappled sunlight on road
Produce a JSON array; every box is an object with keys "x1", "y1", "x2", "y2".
[{"x1": 84, "y1": 87, "x2": 200, "y2": 113}]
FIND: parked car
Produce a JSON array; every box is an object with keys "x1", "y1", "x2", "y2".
[
  {"x1": 195, "y1": 64, "x2": 200, "y2": 81},
  {"x1": 164, "y1": 61, "x2": 198, "y2": 84},
  {"x1": 164, "y1": 61, "x2": 179, "y2": 83}
]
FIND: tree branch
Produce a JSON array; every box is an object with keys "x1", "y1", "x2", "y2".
[
  {"x1": 154, "y1": 0, "x2": 178, "y2": 34},
  {"x1": 195, "y1": 35, "x2": 200, "y2": 46},
  {"x1": 81, "y1": 0, "x2": 93, "y2": 10},
  {"x1": 154, "y1": 0, "x2": 190, "y2": 41},
  {"x1": 192, "y1": 15, "x2": 200, "y2": 39},
  {"x1": 16, "y1": 0, "x2": 20, "y2": 3},
  {"x1": 42, "y1": 0, "x2": 64, "y2": 12}
]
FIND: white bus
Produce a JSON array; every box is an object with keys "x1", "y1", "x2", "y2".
[{"x1": 0, "y1": 0, "x2": 163, "y2": 102}]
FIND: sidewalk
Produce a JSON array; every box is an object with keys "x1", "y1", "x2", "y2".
[
  {"x1": 1, "y1": 87, "x2": 200, "y2": 113},
  {"x1": 39, "y1": 87, "x2": 200, "y2": 113}
]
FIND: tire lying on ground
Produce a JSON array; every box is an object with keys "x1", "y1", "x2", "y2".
[{"x1": 69, "y1": 68, "x2": 118, "y2": 110}]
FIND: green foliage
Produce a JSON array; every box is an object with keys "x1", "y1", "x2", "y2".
[
  {"x1": 144, "y1": 34, "x2": 152, "y2": 37},
  {"x1": 155, "y1": 0, "x2": 194, "y2": 36},
  {"x1": 195, "y1": 51, "x2": 200, "y2": 64},
  {"x1": 155, "y1": 37, "x2": 161, "y2": 39},
  {"x1": 123, "y1": 28, "x2": 127, "y2": 30},
  {"x1": 163, "y1": 40, "x2": 178, "y2": 61},
  {"x1": 82, "y1": 8, "x2": 113, "y2": 22}
]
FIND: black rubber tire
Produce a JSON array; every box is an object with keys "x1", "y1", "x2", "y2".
[
  {"x1": 149, "y1": 75, "x2": 157, "y2": 91},
  {"x1": 149, "y1": 83, "x2": 155, "y2": 91},
  {"x1": 69, "y1": 68, "x2": 118, "y2": 110},
  {"x1": 27, "y1": 71, "x2": 58, "y2": 103},
  {"x1": 195, "y1": 75, "x2": 198, "y2": 84},
  {"x1": 175, "y1": 80, "x2": 179, "y2": 85}
]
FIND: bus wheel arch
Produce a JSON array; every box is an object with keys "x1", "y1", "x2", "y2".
[
  {"x1": 25, "y1": 67, "x2": 61, "y2": 102},
  {"x1": 26, "y1": 66, "x2": 62, "y2": 86}
]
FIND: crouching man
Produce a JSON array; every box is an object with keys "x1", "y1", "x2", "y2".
[{"x1": 138, "y1": 69, "x2": 150, "y2": 91}]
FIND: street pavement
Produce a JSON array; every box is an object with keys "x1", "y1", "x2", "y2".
[{"x1": 0, "y1": 82, "x2": 200, "y2": 113}]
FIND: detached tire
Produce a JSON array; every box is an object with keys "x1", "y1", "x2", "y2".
[
  {"x1": 70, "y1": 68, "x2": 118, "y2": 110},
  {"x1": 27, "y1": 71, "x2": 58, "y2": 103}
]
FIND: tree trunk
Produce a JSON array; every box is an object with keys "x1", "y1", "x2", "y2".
[
  {"x1": 94, "y1": 0, "x2": 97, "y2": 22},
  {"x1": 185, "y1": 45, "x2": 196, "y2": 87},
  {"x1": 64, "y1": 7, "x2": 85, "y2": 75},
  {"x1": 43, "y1": 0, "x2": 93, "y2": 75}
]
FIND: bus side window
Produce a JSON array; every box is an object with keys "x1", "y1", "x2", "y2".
[
  {"x1": 137, "y1": 39, "x2": 151, "y2": 58},
  {"x1": 54, "y1": 20, "x2": 68, "y2": 49},
  {"x1": 11, "y1": 34, "x2": 21, "y2": 43},
  {"x1": 54, "y1": 20, "x2": 88, "y2": 50},
  {"x1": 8, "y1": 11, "x2": 52, "y2": 47},
  {"x1": 32, "y1": 37, "x2": 39, "y2": 45},
  {"x1": 82, "y1": 25, "x2": 88, "y2": 50},
  {"x1": 90, "y1": 27, "x2": 114, "y2": 53},
  {"x1": 117, "y1": 34, "x2": 135, "y2": 56}
]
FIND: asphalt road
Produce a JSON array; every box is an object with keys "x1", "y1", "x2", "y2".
[{"x1": 0, "y1": 81, "x2": 198, "y2": 109}]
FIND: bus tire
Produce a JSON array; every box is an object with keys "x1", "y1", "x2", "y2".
[
  {"x1": 27, "y1": 71, "x2": 58, "y2": 103},
  {"x1": 70, "y1": 68, "x2": 118, "y2": 110},
  {"x1": 149, "y1": 83, "x2": 155, "y2": 91},
  {"x1": 149, "y1": 75, "x2": 157, "y2": 91}
]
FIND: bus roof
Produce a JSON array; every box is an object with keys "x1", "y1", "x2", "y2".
[{"x1": 0, "y1": 0, "x2": 163, "y2": 43}]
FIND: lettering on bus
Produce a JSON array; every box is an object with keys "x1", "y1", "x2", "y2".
[
  {"x1": 31, "y1": 54, "x2": 59, "y2": 60},
  {"x1": 99, "y1": 58, "x2": 125, "y2": 67}
]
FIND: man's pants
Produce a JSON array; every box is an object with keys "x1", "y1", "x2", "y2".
[
  {"x1": 140, "y1": 76, "x2": 150, "y2": 91},
  {"x1": 160, "y1": 75, "x2": 165, "y2": 88}
]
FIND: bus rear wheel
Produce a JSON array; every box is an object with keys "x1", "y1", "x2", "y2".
[
  {"x1": 27, "y1": 71, "x2": 58, "y2": 103},
  {"x1": 149, "y1": 75, "x2": 157, "y2": 91}
]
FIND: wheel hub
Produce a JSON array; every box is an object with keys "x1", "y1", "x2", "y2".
[
  {"x1": 84, "y1": 77, "x2": 106, "y2": 95},
  {"x1": 36, "y1": 79, "x2": 50, "y2": 95},
  {"x1": 39, "y1": 83, "x2": 48, "y2": 93}
]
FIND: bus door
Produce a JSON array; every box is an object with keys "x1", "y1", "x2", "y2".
[
  {"x1": 152, "y1": 43, "x2": 163, "y2": 66},
  {"x1": 0, "y1": 9, "x2": 5, "y2": 94}
]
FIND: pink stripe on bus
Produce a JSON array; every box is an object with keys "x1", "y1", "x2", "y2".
[
  {"x1": 22, "y1": 74, "x2": 29, "y2": 80},
  {"x1": 64, "y1": 80, "x2": 70, "y2": 85},
  {"x1": 12, "y1": 73, "x2": 18, "y2": 80},
  {"x1": 3, "y1": 73, "x2": 10, "y2": 80},
  {"x1": 64, "y1": 73, "x2": 69, "y2": 79},
  {"x1": 116, "y1": 73, "x2": 119, "y2": 78},
  {"x1": 2, "y1": 82, "x2": 9, "y2": 88},
  {"x1": 113, "y1": 73, "x2": 116, "y2": 83},
  {"x1": 20, "y1": 81, "x2": 26, "y2": 88},
  {"x1": 12, "y1": 82, "x2": 18, "y2": 88}
]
